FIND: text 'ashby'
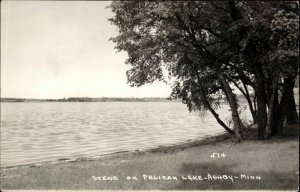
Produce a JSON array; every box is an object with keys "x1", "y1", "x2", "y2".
[{"x1": 93, "y1": 174, "x2": 261, "y2": 183}]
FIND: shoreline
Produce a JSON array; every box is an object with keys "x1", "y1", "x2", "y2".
[
  {"x1": 1, "y1": 131, "x2": 230, "y2": 170},
  {"x1": 1, "y1": 125, "x2": 298, "y2": 190}
]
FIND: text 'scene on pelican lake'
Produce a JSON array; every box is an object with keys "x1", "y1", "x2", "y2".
[
  {"x1": 92, "y1": 174, "x2": 262, "y2": 183},
  {"x1": 92, "y1": 153, "x2": 261, "y2": 183}
]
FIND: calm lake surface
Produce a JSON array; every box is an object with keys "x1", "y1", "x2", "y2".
[{"x1": 1, "y1": 102, "x2": 248, "y2": 167}]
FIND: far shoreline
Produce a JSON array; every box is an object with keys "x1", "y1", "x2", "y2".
[{"x1": 0, "y1": 97, "x2": 244, "y2": 103}]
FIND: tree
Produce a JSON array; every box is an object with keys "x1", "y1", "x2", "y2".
[
  {"x1": 109, "y1": 1, "x2": 299, "y2": 141},
  {"x1": 109, "y1": 1, "x2": 247, "y2": 141},
  {"x1": 231, "y1": 1, "x2": 299, "y2": 138}
]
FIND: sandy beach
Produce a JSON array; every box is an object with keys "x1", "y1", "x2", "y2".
[{"x1": 0, "y1": 125, "x2": 298, "y2": 190}]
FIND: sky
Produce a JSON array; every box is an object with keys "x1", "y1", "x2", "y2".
[{"x1": 1, "y1": 1, "x2": 171, "y2": 99}]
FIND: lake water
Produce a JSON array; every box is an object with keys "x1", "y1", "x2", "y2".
[{"x1": 1, "y1": 102, "x2": 246, "y2": 167}]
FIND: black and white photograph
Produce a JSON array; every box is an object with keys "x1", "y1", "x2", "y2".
[{"x1": 0, "y1": 1, "x2": 299, "y2": 191}]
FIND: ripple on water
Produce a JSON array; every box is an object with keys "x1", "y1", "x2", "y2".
[{"x1": 1, "y1": 102, "x2": 250, "y2": 167}]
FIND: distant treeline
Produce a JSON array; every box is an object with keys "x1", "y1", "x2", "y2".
[
  {"x1": 1, "y1": 97, "x2": 180, "y2": 102},
  {"x1": 0, "y1": 98, "x2": 27, "y2": 102},
  {"x1": 43, "y1": 97, "x2": 170, "y2": 102}
]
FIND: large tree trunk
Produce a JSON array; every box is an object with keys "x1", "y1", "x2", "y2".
[
  {"x1": 254, "y1": 64, "x2": 268, "y2": 140},
  {"x1": 270, "y1": 91, "x2": 279, "y2": 136},
  {"x1": 286, "y1": 92, "x2": 299, "y2": 124},
  {"x1": 274, "y1": 76, "x2": 297, "y2": 135},
  {"x1": 265, "y1": 70, "x2": 280, "y2": 139},
  {"x1": 219, "y1": 74, "x2": 245, "y2": 142}
]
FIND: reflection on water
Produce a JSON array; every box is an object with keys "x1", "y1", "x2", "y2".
[{"x1": 1, "y1": 102, "x2": 244, "y2": 167}]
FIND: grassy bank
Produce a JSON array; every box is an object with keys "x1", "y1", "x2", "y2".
[{"x1": 1, "y1": 125, "x2": 298, "y2": 190}]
